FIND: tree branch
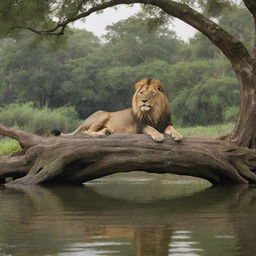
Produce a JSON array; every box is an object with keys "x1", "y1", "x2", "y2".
[
  {"x1": 0, "y1": 124, "x2": 41, "y2": 148},
  {"x1": 243, "y1": 0, "x2": 256, "y2": 59},
  {"x1": 0, "y1": 154, "x2": 32, "y2": 181},
  {"x1": 14, "y1": 0, "x2": 252, "y2": 65},
  {"x1": 12, "y1": 0, "x2": 143, "y2": 36},
  {"x1": 149, "y1": 0, "x2": 251, "y2": 65},
  {"x1": 243, "y1": 0, "x2": 256, "y2": 17}
]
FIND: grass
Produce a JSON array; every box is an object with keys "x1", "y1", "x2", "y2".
[
  {"x1": 0, "y1": 123, "x2": 235, "y2": 156},
  {"x1": 0, "y1": 103, "x2": 81, "y2": 156},
  {"x1": 0, "y1": 138, "x2": 21, "y2": 156},
  {"x1": 178, "y1": 122, "x2": 234, "y2": 138}
]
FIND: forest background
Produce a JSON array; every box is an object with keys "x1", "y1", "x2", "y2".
[{"x1": 0, "y1": 2, "x2": 252, "y2": 153}]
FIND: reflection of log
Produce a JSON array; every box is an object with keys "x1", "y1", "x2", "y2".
[
  {"x1": 228, "y1": 187, "x2": 256, "y2": 256},
  {"x1": 1, "y1": 124, "x2": 256, "y2": 186},
  {"x1": 135, "y1": 226, "x2": 172, "y2": 256},
  {"x1": 1, "y1": 185, "x2": 255, "y2": 256},
  {"x1": 1, "y1": 184, "x2": 248, "y2": 223}
]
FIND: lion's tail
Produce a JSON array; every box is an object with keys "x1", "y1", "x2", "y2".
[{"x1": 51, "y1": 125, "x2": 83, "y2": 137}]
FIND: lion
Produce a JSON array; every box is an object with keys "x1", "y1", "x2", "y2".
[{"x1": 52, "y1": 79, "x2": 183, "y2": 142}]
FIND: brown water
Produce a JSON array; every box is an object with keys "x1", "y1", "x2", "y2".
[{"x1": 0, "y1": 176, "x2": 255, "y2": 256}]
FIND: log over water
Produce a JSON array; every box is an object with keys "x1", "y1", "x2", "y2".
[{"x1": 1, "y1": 124, "x2": 256, "y2": 186}]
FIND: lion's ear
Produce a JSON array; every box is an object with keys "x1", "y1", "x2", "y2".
[
  {"x1": 155, "y1": 83, "x2": 164, "y2": 92},
  {"x1": 152, "y1": 79, "x2": 164, "y2": 91},
  {"x1": 135, "y1": 81, "x2": 145, "y2": 90}
]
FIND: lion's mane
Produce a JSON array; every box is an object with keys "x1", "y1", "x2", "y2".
[{"x1": 132, "y1": 79, "x2": 172, "y2": 133}]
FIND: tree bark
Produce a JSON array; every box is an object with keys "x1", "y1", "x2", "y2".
[
  {"x1": 1, "y1": 124, "x2": 256, "y2": 186},
  {"x1": 229, "y1": 62, "x2": 256, "y2": 147}
]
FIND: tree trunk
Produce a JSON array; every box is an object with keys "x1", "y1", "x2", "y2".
[
  {"x1": 1, "y1": 124, "x2": 256, "y2": 186},
  {"x1": 229, "y1": 62, "x2": 256, "y2": 148}
]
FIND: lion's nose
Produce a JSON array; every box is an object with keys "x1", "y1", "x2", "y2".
[{"x1": 142, "y1": 99, "x2": 148, "y2": 103}]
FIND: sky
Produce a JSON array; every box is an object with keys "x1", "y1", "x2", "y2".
[{"x1": 73, "y1": 4, "x2": 197, "y2": 41}]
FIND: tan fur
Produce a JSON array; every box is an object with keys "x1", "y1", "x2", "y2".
[
  {"x1": 132, "y1": 79, "x2": 170, "y2": 125},
  {"x1": 60, "y1": 79, "x2": 183, "y2": 142}
]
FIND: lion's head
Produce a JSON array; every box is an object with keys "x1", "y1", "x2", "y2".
[{"x1": 132, "y1": 78, "x2": 171, "y2": 132}]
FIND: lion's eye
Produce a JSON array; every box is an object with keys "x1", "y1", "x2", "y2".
[{"x1": 140, "y1": 91, "x2": 144, "y2": 95}]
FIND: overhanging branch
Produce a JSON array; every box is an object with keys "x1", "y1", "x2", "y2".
[
  {"x1": 243, "y1": 0, "x2": 256, "y2": 17},
  {"x1": 0, "y1": 124, "x2": 41, "y2": 148},
  {"x1": 13, "y1": 0, "x2": 252, "y2": 65},
  {"x1": 243, "y1": 0, "x2": 256, "y2": 59}
]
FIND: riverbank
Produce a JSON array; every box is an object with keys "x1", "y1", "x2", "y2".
[{"x1": 0, "y1": 123, "x2": 234, "y2": 156}]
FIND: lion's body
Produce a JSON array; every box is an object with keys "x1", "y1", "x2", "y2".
[
  {"x1": 57, "y1": 79, "x2": 182, "y2": 142},
  {"x1": 75, "y1": 108, "x2": 137, "y2": 135}
]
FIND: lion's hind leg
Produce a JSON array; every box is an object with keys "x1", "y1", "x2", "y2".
[
  {"x1": 164, "y1": 125, "x2": 183, "y2": 142},
  {"x1": 81, "y1": 111, "x2": 110, "y2": 136},
  {"x1": 82, "y1": 128, "x2": 112, "y2": 136},
  {"x1": 59, "y1": 124, "x2": 84, "y2": 136}
]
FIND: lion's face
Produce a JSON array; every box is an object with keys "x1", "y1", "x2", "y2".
[
  {"x1": 132, "y1": 79, "x2": 170, "y2": 123},
  {"x1": 136, "y1": 82, "x2": 162, "y2": 112}
]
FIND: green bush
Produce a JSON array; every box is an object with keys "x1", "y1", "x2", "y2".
[
  {"x1": 172, "y1": 77, "x2": 239, "y2": 126},
  {"x1": 0, "y1": 103, "x2": 81, "y2": 136},
  {"x1": 0, "y1": 138, "x2": 21, "y2": 156},
  {"x1": 223, "y1": 106, "x2": 239, "y2": 122}
]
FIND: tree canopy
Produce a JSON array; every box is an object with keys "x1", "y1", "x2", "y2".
[
  {"x1": 0, "y1": 11, "x2": 243, "y2": 125},
  {"x1": 0, "y1": 1, "x2": 242, "y2": 37}
]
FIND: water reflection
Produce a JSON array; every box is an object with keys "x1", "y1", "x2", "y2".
[{"x1": 0, "y1": 181, "x2": 255, "y2": 256}]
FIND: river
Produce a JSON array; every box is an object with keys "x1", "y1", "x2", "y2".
[{"x1": 0, "y1": 174, "x2": 255, "y2": 256}]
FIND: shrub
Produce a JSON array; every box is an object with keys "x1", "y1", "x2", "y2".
[
  {"x1": 0, "y1": 103, "x2": 81, "y2": 136},
  {"x1": 223, "y1": 106, "x2": 239, "y2": 123},
  {"x1": 0, "y1": 138, "x2": 21, "y2": 156}
]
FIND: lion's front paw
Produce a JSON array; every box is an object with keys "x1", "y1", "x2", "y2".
[
  {"x1": 151, "y1": 133, "x2": 165, "y2": 143},
  {"x1": 172, "y1": 132, "x2": 183, "y2": 142},
  {"x1": 164, "y1": 126, "x2": 183, "y2": 142}
]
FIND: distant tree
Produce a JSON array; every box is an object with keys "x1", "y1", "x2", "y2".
[
  {"x1": 0, "y1": 1, "x2": 251, "y2": 127},
  {"x1": 0, "y1": 16, "x2": 187, "y2": 118},
  {"x1": 184, "y1": 3, "x2": 254, "y2": 61},
  {"x1": 0, "y1": 30, "x2": 101, "y2": 109},
  {"x1": 173, "y1": 77, "x2": 240, "y2": 126},
  {"x1": 103, "y1": 16, "x2": 183, "y2": 65}
]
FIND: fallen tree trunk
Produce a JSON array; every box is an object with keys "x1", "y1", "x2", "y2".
[{"x1": 1, "y1": 124, "x2": 256, "y2": 186}]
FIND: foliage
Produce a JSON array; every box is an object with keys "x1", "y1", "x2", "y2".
[
  {"x1": 178, "y1": 122, "x2": 235, "y2": 137},
  {"x1": 172, "y1": 76, "x2": 240, "y2": 126},
  {"x1": 0, "y1": 103, "x2": 81, "y2": 136},
  {"x1": 223, "y1": 106, "x2": 239, "y2": 122},
  {"x1": 0, "y1": 3, "x2": 249, "y2": 126},
  {"x1": 218, "y1": 4, "x2": 254, "y2": 51},
  {"x1": 0, "y1": 29, "x2": 100, "y2": 109},
  {"x1": 0, "y1": 0, "x2": 238, "y2": 39},
  {"x1": 0, "y1": 138, "x2": 21, "y2": 156},
  {"x1": 104, "y1": 16, "x2": 182, "y2": 65}
]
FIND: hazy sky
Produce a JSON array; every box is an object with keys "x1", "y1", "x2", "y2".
[{"x1": 73, "y1": 5, "x2": 197, "y2": 41}]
